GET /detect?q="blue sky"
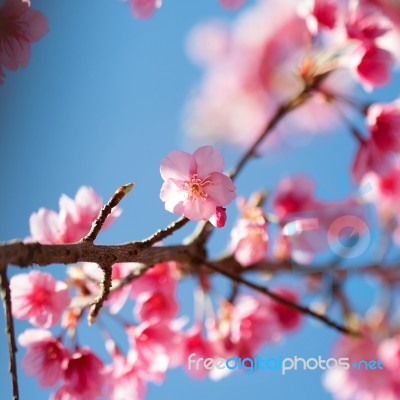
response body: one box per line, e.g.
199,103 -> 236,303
1,0 -> 399,399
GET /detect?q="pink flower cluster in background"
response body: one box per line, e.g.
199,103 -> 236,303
12,265 -> 301,399
28,186 -> 121,244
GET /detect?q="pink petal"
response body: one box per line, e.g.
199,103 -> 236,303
206,172 -> 236,205
193,145 -> 224,177
160,150 -> 196,181
183,197 -> 217,221
160,179 -> 186,214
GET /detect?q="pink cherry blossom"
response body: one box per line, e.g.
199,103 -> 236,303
272,175 -> 319,221
160,145 -> 236,223
230,295 -> 283,349
367,100 -> 400,153
105,354 -> 147,400
183,324 -> 216,378
0,0 -> 48,81
270,288 -> 302,332
19,329 -> 69,388
185,21 -> 230,66
298,0 -> 338,35
345,2 -> 392,42
219,0 -> 245,10
353,44 -> 394,90
10,271 -> 70,328
131,261 -> 177,298
324,331 -> 398,400
134,290 -> 179,322
230,197 -> 268,266
129,0 -> 161,19
127,319 -> 184,382
379,335 -> 400,377
28,186 -> 121,244
351,139 -> 392,182
184,0 -> 350,149
62,348 -> 105,400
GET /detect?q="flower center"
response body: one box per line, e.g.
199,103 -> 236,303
184,174 -> 212,199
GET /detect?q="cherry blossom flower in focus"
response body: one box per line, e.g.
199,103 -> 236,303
0,0 -> 48,82
129,0 -> 162,19
10,271 -> 70,328
28,186 -> 122,244
19,329 -> 69,388
160,145 -> 236,225
230,195 -> 268,267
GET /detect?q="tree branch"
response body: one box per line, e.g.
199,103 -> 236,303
198,258 -> 361,337
0,265 -> 19,400
140,216 -> 189,247
81,183 -> 134,243
0,241 -> 191,271
88,263 -> 112,325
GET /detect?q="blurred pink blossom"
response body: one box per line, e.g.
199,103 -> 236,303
353,44 -> 395,90
219,0 -> 246,10
105,354 -> 147,400
0,0 -> 48,82
62,348 -> 105,400
134,290 -> 179,322
130,0 -> 161,19
10,271 -> 70,328
19,329 -> 69,388
230,196 -> 268,266
352,138 -> 391,182
345,1 -> 392,42
324,332 -> 399,400
183,324 -> 216,378
160,145 -> 236,223
367,99 -> 400,153
29,186 -> 121,244
298,0 -> 338,34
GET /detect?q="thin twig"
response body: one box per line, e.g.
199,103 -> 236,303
229,89 -> 311,180
81,183 -> 134,243
140,216 -> 189,247
110,264 -> 153,293
0,265 -> 19,400
198,258 -> 361,337
88,263 -> 112,325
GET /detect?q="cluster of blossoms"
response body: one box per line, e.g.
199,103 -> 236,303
10,165 -> 306,399
324,328 -> 400,399
183,0 -> 399,149
28,186 -> 121,244
4,0 -> 400,399
10,265 -> 301,399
